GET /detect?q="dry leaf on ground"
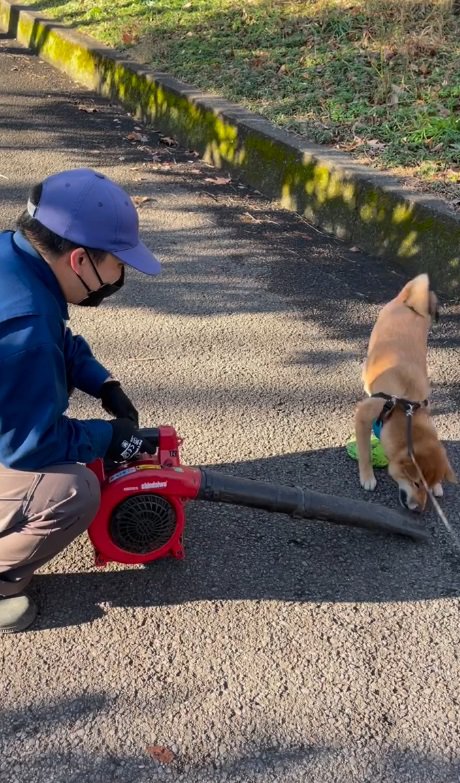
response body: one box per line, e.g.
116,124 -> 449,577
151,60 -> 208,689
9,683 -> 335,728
122,30 -> 139,44
145,745 -> 175,764
366,139 -> 386,150
132,196 -> 155,206
240,212 -> 263,223
126,131 -> 149,142
204,176 -> 232,185
77,104 -> 97,113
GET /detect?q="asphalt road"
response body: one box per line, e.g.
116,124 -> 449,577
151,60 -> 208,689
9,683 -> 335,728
0,31 -> 459,783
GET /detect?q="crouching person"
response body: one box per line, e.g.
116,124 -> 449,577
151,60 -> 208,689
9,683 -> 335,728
0,168 -> 161,632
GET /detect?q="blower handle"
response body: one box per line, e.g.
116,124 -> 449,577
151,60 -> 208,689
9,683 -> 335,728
197,469 -> 427,542
138,427 -> 160,451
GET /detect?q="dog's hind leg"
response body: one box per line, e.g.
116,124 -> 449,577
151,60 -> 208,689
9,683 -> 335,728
355,398 -> 387,491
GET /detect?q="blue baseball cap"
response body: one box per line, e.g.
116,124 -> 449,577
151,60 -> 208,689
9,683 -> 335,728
27,168 -> 161,275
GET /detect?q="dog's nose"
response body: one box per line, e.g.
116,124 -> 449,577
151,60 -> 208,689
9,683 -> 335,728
399,489 -> 409,509
399,489 -> 421,513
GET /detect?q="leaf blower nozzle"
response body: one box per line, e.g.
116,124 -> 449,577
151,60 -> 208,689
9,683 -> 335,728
196,469 -> 427,542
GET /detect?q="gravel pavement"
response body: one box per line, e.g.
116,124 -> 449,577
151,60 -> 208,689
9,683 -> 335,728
0,31 -> 459,783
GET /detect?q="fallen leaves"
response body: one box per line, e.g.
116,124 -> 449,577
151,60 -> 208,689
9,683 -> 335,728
151,161 -> 174,170
145,745 -> 175,764
240,211 -> 279,225
339,133 -> 388,156
250,52 -> 270,69
126,131 -> 149,143
77,104 -> 98,113
366,139 -> 386,150
388,84 -> 406,107
240,211 -> 263,223
121,29 -> 139,45
159,135 -> 178,147
277,63 -> 290,76
204,176 -> 232,185
132,196 -> 155,207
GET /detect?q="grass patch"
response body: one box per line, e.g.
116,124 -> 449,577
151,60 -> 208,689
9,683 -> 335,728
26,0 -> 460,201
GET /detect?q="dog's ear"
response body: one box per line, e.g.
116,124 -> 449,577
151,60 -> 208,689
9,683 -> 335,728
401,274 -> 434,318
429,290 -> 439,323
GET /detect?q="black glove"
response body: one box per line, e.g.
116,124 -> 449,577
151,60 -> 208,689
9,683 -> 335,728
99,380 -> 139,426
106,418 -> 158,463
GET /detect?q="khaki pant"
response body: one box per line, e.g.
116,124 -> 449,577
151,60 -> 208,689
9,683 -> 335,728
0,464 -> 101,597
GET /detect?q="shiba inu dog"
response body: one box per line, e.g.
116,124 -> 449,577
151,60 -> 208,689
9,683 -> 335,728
355,274 -> 456,511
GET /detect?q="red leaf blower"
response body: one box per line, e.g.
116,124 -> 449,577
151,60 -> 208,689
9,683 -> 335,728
87,426 -> 427,567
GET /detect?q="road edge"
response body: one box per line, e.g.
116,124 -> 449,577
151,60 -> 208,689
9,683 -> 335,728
1,0 -> 459,294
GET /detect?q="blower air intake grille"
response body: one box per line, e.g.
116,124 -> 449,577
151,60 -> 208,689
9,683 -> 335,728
109,493 -> 177,554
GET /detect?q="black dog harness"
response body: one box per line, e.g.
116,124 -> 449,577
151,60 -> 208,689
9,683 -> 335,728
371,392 -> 429,456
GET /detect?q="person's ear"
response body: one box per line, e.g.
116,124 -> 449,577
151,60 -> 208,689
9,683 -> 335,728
69,247 -> 86,274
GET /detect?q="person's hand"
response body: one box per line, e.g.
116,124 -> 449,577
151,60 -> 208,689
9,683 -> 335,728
99,379 -> 138,426
106,418 -> 158,462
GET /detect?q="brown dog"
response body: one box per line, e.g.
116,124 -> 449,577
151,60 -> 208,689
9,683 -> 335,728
355,273 -> 456,511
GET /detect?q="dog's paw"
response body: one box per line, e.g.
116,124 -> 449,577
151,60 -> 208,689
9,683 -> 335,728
360,474 -> 377,491
432,483 -> 443,497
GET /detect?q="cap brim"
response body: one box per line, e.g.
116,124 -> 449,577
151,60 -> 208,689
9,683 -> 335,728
114,239 -> 161,275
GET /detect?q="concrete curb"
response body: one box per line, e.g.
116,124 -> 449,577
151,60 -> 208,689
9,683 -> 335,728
1,0 -> 459,295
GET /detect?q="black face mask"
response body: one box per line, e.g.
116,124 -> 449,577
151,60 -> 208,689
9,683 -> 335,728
76,249 -> 125,307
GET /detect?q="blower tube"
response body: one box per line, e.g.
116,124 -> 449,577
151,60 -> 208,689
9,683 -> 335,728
137,429 -> 426,542
196,469 -> 427,542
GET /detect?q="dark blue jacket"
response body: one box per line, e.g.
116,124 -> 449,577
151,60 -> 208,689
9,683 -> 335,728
0,230 -> 112,469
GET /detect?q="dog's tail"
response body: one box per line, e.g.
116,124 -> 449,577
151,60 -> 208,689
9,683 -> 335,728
398,273 -> 439,321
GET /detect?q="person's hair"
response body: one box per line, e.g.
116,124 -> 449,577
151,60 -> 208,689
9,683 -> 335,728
16,183 -> 106,263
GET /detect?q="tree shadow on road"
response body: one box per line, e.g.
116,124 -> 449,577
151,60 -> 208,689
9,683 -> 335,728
1,692 -> 459,783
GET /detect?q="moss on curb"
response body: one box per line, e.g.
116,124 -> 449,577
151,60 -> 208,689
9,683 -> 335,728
1,0 -> 459,295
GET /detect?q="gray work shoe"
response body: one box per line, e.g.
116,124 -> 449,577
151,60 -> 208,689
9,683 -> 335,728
0,593 -> 38,633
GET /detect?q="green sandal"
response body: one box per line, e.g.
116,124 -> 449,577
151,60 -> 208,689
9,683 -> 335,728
346,434 -> 389,468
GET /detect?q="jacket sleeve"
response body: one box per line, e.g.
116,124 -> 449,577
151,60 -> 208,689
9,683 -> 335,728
63,327 -> 111,397
0,342 -> 112,470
